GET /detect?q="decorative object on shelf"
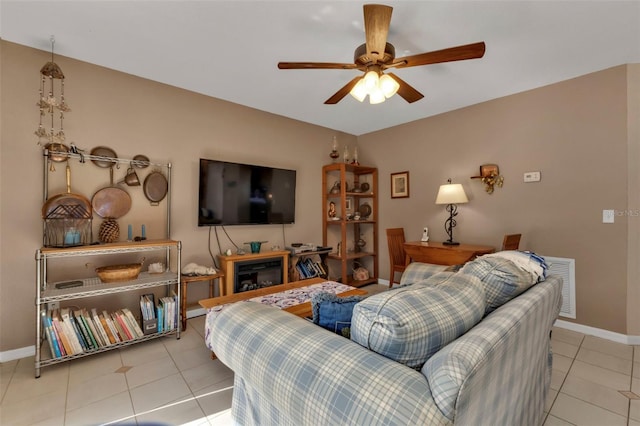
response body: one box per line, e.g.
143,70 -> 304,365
95,258 -> 145,283
119,164 -> 141,186
143,170 -> 169,205
435,179 -> 469,246
390,171 -> 410,198
351,147 -> 360,165
92,165 -> 132,220
353,263 -> 370,280
329,136 -> 339,162
471,164 -> 504,194
360,182 -> 370,193
245,241 -> 268,254
358,202 -> 372,219
36,36 -> 72,171
345,198 -> 353,212
355,234 -> 366,252
328,201 -> 337,218
343,145 -> 350,163
98,218 -> 120,243
329,181 -> 341,194
132,154 -> 150,168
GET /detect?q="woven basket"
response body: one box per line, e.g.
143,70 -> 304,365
96,261 -> 143,283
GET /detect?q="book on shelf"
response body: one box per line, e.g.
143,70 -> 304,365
111,312 -> 131,341
140,294 -> 156,321
81,308 -> 105,348
41,310 -> 62,358
122,308 -> 144,338
98,312 -> 117,344
51,310 -> 74,355
73,309 -> 96,350
59,308 -> 85,354
91,308 -> 111,346
102,311 -> 122,343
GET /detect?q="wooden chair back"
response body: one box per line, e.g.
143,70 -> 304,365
386,228 -> 408,287
502,234 -> 522,251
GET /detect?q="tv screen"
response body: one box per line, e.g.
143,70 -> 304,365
198,158 -> 296,226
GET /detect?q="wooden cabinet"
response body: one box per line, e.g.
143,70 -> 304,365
322,163 -> 378,286
218,250 -> 290,295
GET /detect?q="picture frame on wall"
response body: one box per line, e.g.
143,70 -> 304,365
391,171 -> 410,198
345,197 -> 353,212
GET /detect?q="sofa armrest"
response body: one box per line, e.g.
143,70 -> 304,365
210,301 -> 449,426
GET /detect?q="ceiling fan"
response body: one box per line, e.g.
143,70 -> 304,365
277,4 -> 486,105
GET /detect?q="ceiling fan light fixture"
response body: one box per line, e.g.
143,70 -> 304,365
363,70 -> 379,91
349,78 -> 367,102
379,73 -> 400,98
369,87 -> 385,104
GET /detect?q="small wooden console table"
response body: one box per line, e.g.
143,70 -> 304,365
404,241 -> 495,266
180,272 -> 224,331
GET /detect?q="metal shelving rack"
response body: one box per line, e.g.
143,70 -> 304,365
35,239 -> 181,377
35,150 -> 178,378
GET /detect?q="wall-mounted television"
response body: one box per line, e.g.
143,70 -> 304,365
198,158 -> 296,226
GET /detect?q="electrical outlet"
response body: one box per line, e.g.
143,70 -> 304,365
47,301 -> 60,311
603,209 -> 615,223
524,171 -> 541,182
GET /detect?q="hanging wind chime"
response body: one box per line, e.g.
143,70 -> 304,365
35,36 -> 71,170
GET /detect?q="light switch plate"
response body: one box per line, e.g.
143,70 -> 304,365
603,209 -> 615,223
524,171 -> 541,182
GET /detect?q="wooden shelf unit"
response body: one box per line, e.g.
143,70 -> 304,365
322,163 -> 378,287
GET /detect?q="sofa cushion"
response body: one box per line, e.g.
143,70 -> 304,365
459,255 -> 540,314
399,262 -> 449,286
311,292 -> 366,337
351,272 -> 485,369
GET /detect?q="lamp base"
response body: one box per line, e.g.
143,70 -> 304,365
442,241 -> 460,246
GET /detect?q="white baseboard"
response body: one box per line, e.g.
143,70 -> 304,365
0,345 -> 35,363
554,319 -> 640,345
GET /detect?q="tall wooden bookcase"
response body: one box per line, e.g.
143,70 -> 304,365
322,163 -> 378,286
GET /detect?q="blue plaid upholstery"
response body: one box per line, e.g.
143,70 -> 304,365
423,275 -> 563,424
351,272 -> 485,369
208,274 -> 563,425
210,302 -> 449,426
459,255 -> 539,314
399,262 -> 449,286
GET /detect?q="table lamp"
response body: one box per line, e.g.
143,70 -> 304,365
435,179 -> 469,246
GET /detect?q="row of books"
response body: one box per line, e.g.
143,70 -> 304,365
41,307 -> 145,358
295,257 -> 327,279
139,293 -> 178,334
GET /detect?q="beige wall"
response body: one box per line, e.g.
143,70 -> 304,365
0,41 -> 356,352
1,39 -> 638,354
361,65 -> 637,335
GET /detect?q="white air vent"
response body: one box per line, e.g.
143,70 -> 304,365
544,256 -> 576,318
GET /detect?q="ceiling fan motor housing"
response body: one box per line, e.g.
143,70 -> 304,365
354,42 -> 396,66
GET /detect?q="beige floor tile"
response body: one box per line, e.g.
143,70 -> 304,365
189,315 -> 207,338
551,368 -> 568,391
66,371 -> 129,411
195,381 -> 234,419
631,399 -> 640,422
182,358 -> 234,393
560,374 -> 630,416
119,337 -> 169,367
552,354 -> 573,373
568,360 -> 631,391
129,372 -> 192,414
576,346 -> 633,375
2,361 -> 69,404
634,377 -> 640,393
635,346 -> 639,362
135,395 -> 209,426
581,335 -> 633,360
0,388 -> 66,426
546,388 -> 559,412
634,361 -> 640,379
550,393 -> 627,426
208,408 -> 233,426
164,327 -> 208,355
630,419 -> 640,426
552,327 -> 585,346
552,340 -> 580,359
68,349 -> 123,386
65,390 -> 134,426
171,343 -> 218,372
125,354 -> 179,389
543,414 -> 575,426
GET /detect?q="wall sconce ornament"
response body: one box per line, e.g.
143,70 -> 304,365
471,164 -> 504,194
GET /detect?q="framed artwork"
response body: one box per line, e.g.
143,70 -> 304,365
391,171 -> 410,198
345,198 -> 353,212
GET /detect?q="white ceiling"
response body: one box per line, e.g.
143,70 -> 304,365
2,1 -> 639,136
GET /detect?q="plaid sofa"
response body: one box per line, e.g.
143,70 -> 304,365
209,265 -> 563,425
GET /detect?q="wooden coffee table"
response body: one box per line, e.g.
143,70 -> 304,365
199,277 -> 367,319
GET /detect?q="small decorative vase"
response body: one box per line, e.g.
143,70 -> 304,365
329,136 -> 339,162
343,146 -> 350,163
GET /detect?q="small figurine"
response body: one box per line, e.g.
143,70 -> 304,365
328,201 -> 336,218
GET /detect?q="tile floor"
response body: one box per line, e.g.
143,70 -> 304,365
1,284 -> 638,425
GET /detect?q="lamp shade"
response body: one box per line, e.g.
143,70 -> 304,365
435,183 -> 469,205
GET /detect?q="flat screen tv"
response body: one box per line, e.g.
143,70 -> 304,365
198,158 -> 296,226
